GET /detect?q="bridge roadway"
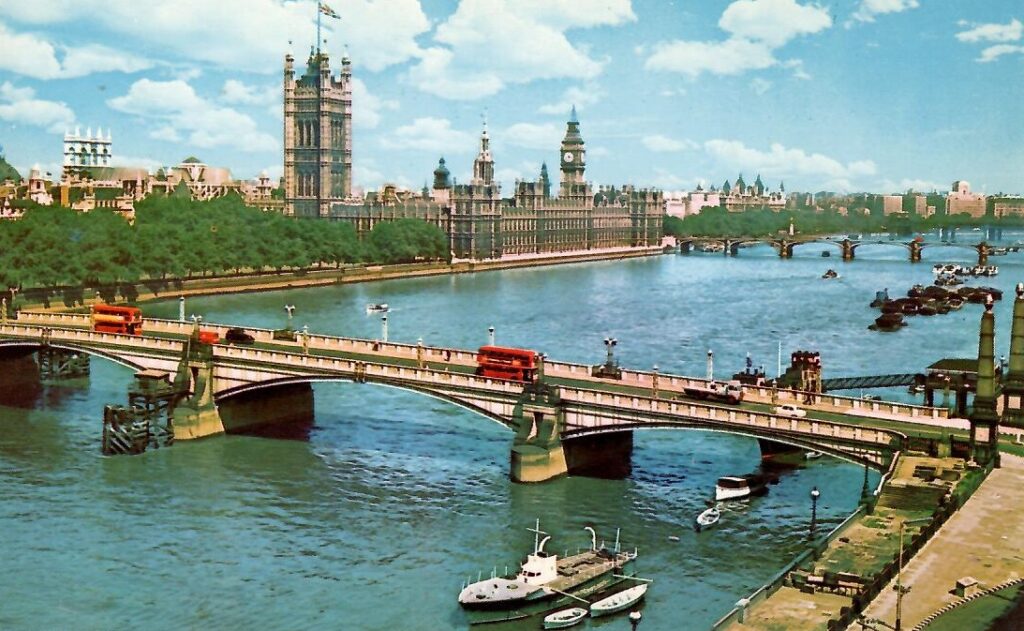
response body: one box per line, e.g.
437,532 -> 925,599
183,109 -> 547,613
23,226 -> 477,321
0,311 -> 962,479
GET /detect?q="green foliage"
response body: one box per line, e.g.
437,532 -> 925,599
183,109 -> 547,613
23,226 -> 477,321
0,155 -> 21,183
367,218 -> 449,264
0,196 -> 446,294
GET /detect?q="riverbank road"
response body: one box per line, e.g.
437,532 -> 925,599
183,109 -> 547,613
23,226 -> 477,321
851,454 -> 1024,631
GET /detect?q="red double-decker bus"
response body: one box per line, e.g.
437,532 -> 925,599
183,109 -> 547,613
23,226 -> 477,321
91,304 -> 143,335
475,345 -> 538,382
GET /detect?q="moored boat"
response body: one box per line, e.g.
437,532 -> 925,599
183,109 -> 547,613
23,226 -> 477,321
715,474 -> 768,501
543,607 -> 588,629
365,303 -> 389,313
695,506 -> 721,532
458,520 -> 638,625
589,583 -> 648,617
869,313 -> 906,331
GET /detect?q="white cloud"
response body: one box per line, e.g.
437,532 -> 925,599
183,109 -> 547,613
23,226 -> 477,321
220,79 -> 279,106
645,0 -> 829,79
648,169 -> 690,190
589,146 -> 611,158
353,162 -> 387,191
850,0 -> 919,25
0,20 -> 151,79
108,79 -> 277,152
642,134 -> 697,152
751,77 -> 772,94
955,18 -> 1023,43
0,0 -> 429,74
150,126 -> 182,142
704,139 -> 876,186
977,44 -> 1024,63
879,178 -> 946,193
351,78 -> 398,129
646,37 -> 777,77
501,122 -> 563,151
379,117 -> 475,153
408,0 -> 635,99
0,81 -> 75,133
538,84 -> 604,115
720,0 -> 832,48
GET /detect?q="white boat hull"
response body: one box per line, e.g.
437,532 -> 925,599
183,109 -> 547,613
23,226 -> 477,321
590,583 -> 648,617
715,486 -> 751,501
543,607 -> 587,629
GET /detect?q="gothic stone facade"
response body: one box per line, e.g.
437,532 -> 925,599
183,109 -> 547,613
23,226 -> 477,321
284,48 -> 352,218
328,111 -> 663,261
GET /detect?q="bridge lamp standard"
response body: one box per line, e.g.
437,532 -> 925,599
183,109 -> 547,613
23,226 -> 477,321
488,326 -> 495,347
652,364 -> 659,398
604,337 -> 618,370
809,486 -> 821,539
707,349 -> 714,381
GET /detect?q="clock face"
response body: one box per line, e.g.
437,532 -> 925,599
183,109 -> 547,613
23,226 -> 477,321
563,151 -> 574,163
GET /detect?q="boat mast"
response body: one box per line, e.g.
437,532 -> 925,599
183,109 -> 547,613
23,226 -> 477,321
527,519 -> 547,554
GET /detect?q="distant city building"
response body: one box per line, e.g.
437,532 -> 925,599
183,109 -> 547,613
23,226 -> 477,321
682,185 -> 722,216
27,165 -> 53,205
714,174 -> 785,212
882,195 -> 903,215
283,46 -> 353,218
63,127 -> 112,180
947,180 -> 987,218
327,108 -> 663,261
990,196 -> 1024,219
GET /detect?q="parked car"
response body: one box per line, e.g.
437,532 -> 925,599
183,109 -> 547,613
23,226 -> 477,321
225,327 -> 256,345
773,403 -> 807,418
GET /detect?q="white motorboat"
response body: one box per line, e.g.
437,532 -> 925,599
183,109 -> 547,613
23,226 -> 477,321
805,451 -> 822,460
543,607 -> 588,629
695,506 -> 720,532
365,303 -> 389,314
589,583 -> 648,617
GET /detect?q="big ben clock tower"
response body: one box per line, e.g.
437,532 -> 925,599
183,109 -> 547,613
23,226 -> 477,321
559,105 -> 586,192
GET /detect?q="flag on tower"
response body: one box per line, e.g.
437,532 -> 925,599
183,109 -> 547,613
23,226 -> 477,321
319,2 -> 340,19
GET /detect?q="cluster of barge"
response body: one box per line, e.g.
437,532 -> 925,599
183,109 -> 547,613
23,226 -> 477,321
869,284 -> 1002,331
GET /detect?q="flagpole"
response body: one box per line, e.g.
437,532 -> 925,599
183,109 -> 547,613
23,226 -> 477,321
316,0 -> 321,54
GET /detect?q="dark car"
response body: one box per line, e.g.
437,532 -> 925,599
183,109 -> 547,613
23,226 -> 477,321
225,327 -> 256,345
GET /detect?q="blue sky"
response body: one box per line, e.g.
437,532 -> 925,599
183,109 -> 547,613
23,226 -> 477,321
0,0 -> 1021,195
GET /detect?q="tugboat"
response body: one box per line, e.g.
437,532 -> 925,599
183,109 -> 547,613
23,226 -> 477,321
869,313 -> 906,331
458,520 -> 638,625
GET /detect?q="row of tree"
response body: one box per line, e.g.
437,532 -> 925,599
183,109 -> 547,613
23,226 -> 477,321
0,194 -> 450,296
664,205 -> 1013,238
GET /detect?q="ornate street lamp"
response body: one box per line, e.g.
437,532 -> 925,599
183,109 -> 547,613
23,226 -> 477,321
809,486 -> 821,538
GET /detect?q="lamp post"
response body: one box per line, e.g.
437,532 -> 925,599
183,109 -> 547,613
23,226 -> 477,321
604,337 -> 618,370
652,364 -> 659,398
707,349 -> 714,381
178,296 -> 186,322
809,486 -> 821,538
284,304 -> 295,329
894,517 -> 931,631
488,325 -> 495,347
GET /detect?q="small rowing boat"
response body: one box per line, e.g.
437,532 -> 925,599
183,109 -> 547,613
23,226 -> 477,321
590,583 -> 648,617
543,607 -> 588,629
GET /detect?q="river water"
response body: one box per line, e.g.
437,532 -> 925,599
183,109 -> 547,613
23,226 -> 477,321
2,233 -> 1022,630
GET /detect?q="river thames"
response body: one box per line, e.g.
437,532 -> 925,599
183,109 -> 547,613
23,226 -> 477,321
2,239 -> 1021,630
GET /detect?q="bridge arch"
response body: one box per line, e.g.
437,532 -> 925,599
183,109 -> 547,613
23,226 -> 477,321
215,375 -> 518,431
0,339 -> 146,372
563,421 -> 900,470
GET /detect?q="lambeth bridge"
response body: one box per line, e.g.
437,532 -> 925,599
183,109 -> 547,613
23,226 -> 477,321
678,235 -> 1005,264
0,311 -> 974,483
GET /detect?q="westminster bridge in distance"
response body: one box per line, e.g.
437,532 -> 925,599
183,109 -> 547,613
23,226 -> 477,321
0,311 -> 973,482
677,235 -> 1009,264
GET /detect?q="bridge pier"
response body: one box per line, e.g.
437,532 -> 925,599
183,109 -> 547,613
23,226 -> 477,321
908,241 -> 923,263
977,242 -> 989,266
778,241 -> 794,259
38,347 -> 90,380
169,339 -> 224,441
841,239 -> 855,261
510,382 -> 568,483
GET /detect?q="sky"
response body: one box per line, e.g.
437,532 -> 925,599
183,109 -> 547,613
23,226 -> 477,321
0,0 -> 1021,196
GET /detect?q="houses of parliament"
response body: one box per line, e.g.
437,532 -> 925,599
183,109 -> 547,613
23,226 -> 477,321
283,48 -> 663,261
